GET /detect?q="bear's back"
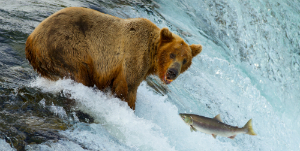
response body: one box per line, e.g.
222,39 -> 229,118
25,7 -> 160,87
25,7 -> 125,83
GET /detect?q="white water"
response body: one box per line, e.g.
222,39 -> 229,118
23,77 -> 238,151
1,0 -> 300,150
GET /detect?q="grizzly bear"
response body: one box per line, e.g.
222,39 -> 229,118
25,7 -> 202,110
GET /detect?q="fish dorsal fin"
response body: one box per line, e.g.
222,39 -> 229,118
212,134 -> 217,139
213,114 -> 223,122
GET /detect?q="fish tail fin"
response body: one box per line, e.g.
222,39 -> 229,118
243,119 -> 257,136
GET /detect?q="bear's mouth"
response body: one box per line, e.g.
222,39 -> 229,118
164,75 -> 173,84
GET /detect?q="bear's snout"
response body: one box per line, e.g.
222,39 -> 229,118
164,62 -> 182,84
167,68 -> 178,80
164,63 -> 181,84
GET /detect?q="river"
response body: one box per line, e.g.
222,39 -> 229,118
0,0 -> 299,150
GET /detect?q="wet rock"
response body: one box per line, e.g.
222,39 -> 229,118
0,112 -> 69,150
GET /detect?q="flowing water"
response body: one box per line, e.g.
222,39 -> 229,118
0,0 -> 300,150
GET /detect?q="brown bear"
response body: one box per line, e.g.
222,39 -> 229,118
25,7 -> 202,110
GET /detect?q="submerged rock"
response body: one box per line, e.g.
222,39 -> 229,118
0,113 -> 68,150
0,86 -> 94,150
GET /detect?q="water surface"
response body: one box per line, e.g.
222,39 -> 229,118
0,0 -> 299,150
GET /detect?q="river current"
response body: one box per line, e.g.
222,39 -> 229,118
0,0 -> 299,150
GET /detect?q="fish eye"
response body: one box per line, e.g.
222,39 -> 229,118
170,53 -> 176,59
183,59 -> 187,64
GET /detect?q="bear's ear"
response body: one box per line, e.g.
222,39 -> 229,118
190,44 -> 202,57
160,28 -> 174,42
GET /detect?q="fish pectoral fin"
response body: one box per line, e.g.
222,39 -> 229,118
190,125 -> 197,132
228,135 -> 236,139
213,114 -> 223,122
212,134 -> 217,139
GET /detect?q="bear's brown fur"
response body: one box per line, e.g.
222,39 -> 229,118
25,7 -> 202,110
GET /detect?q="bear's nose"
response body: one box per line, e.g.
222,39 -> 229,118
167,68 -> 178,80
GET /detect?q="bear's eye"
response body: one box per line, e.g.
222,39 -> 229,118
170,53 -> 176,59
183,59 -> 187,64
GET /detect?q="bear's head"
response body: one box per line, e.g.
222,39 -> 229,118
156,28 -> 202,84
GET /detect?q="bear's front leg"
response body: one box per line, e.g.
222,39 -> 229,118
112,72 -> 128,101
126,87 -> 138,110
112,71 -> 138,110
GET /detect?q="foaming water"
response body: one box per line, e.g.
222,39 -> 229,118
29,78 -> 173,150
27,77 -> 239,150
0,139 -> 16,151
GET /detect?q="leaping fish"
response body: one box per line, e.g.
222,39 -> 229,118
179,113 -> 256,139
